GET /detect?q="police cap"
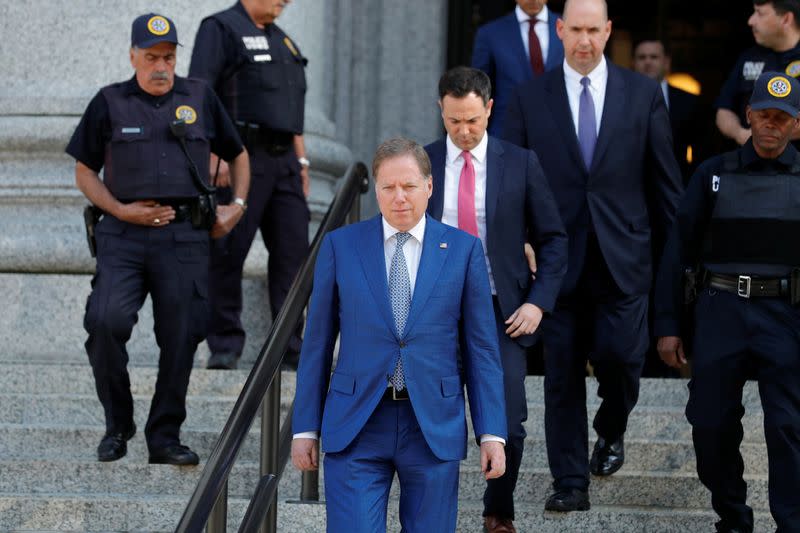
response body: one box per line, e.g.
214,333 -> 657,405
131,13 -> 180,49
750,71 -> 800,117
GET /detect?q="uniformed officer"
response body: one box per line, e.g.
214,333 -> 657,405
716,0 -> 800,146
189,0 -> 310,370
66,13 -> 250,464
656,71 -> 800,532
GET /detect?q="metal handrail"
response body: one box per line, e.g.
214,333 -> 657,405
237,475 -> 278,533
175,162 -> 370,533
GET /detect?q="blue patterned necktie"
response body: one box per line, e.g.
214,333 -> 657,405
388,232 -> 411,391
578,76 -> 597,169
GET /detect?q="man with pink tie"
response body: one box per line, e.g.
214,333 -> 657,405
425,67 -> 568,532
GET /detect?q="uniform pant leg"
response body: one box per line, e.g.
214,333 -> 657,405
323,399 -> 396,533
207,147 -> 276,356
591,293 -> 649,442
260,151 -> 309,355
542,301 -> 590,491
751,300 -> 800,531
483,298 -> 528,519
145,222 -> 210,449
687,289 -> 753,531
84,219 -> 148,434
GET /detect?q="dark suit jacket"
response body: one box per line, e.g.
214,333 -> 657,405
425,136 -> 568,347
472,10 -> 564,137
503,61 -> 683,296
668,84 -> 702,184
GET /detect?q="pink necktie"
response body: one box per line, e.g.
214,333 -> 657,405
458,151 -> 479,237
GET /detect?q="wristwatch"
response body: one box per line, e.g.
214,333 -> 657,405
298,156 -> 311,168
233,197 -> 247,212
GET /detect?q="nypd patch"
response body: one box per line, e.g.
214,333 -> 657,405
147,16 -> 170,36
175,105 -> 197,124
786,60 -> 800,78
767,76 -> 792,98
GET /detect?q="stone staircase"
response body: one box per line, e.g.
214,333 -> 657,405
0,359 -> 775,531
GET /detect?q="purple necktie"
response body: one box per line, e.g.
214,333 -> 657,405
578,76 -> 597,169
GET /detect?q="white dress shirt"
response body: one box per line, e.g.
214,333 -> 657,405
563,56 -> 608,137
516,5 -> 550,66
381,216 -> 425,294
294,214 -> 504,445
660,79 -> 670,110
441,133 -> 495,294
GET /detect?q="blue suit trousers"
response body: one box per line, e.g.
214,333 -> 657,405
323,396 -> 460,533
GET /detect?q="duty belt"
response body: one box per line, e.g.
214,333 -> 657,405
707,273 -> 790,299
235,121 -> 293,155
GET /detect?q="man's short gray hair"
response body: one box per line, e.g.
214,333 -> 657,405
371,137 -> 432,180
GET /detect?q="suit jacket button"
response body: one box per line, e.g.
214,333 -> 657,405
399,341 -> 406,348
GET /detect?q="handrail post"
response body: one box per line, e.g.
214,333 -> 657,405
300,470 -> 320,501
206,481 -> 228,533
260,371 -> 281,533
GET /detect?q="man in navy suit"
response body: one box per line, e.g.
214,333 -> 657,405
472,0 -> 565,137
425,67 -> 568,532
504,0 -> 683,512
291,138 -> 508,532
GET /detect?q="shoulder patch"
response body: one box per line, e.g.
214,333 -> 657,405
175,105 -> 198,124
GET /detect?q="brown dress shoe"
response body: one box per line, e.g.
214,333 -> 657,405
483,515 -> 516,533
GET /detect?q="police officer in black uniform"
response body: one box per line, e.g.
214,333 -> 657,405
655,71 -> 800,532
189,0 -> 310,370
716,0 -> 800,146
66,13 -> 250,464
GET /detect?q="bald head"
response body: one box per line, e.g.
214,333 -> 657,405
563,0 -> 608,21
557,0 -> 612,75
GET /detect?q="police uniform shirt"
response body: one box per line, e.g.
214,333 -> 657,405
188,1 -> 306,134
66,76 -> 243,174
715,43 -> 800,126
653,139 -> 798,337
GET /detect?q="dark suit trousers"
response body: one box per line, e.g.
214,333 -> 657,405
542,235 -> 649,490
207,146 -> 309,358
483,297 -> 529,519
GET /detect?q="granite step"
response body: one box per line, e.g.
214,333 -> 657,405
0,421 -> 768,478
283,467 -> 774,513
0,494 -> 776,532
0,397 -> 768,446
0,493 -> 249,532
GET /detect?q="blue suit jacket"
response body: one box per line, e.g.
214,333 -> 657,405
292,215 -> 507,461
425,136 -> 568,347
472,10 -> 564,137
503,61 -> 683,296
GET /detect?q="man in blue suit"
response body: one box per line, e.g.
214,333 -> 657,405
425,67 -> 568,532
504,0 -> 683,512
472,0 -> 564,137
291,137 -> 508,532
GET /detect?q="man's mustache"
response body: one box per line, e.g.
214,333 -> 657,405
151,71 -> 170,81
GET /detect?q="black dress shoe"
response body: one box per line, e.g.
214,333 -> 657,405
149,444 -> 200,465
207,352 -> 239,370
544,488 -> 590,512
97,424 -> 136,462
589,435 -> 625,476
